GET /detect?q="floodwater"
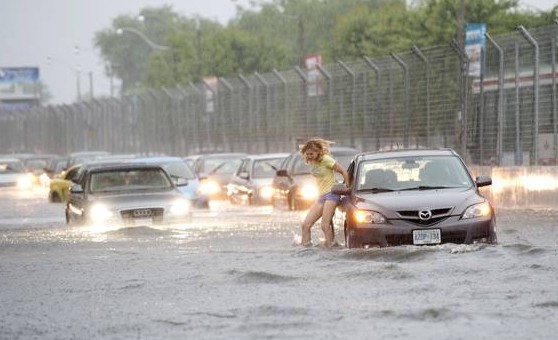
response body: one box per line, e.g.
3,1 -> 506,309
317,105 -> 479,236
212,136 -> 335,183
1,188 -> 557,339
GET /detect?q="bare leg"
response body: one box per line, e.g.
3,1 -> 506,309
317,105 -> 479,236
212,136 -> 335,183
321,200 -> 338,247
300,201 -> 324,245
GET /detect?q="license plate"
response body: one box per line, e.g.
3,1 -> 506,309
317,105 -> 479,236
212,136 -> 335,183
134,218 -> 153,226
412,229 -> 441,245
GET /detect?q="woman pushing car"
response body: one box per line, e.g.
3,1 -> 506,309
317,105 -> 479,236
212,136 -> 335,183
298,138 -> 350,248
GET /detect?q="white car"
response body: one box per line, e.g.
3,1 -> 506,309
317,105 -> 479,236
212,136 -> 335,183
0,158 -> 34,190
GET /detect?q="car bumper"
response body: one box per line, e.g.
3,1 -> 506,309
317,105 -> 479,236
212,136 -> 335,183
346,215 -> 496,247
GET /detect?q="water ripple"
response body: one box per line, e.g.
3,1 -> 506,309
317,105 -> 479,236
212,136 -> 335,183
228,269 -> 299,283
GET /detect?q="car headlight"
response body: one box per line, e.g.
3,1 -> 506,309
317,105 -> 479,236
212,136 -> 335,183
299,183 -> 319,201
170,199 -> 190,216
90,203 -> 113,222
17,174 -> 33,189
259,186 -> 274,199
354,210 -> 386,224
199,180 -> 221,195
462,202 -> 492,219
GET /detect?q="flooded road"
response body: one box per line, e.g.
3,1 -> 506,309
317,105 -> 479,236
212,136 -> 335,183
1,189 -> 557,339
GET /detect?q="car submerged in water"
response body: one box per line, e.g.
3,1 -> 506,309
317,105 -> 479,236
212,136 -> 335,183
65,163 -> 191,227
332,148 -> 497,248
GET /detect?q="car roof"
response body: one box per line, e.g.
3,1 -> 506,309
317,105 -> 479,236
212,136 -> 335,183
68,151 -> 110,157
356,148 -> 458,161
191,152 -> 247,159
242,153 -> 291,160
132,156 -> 184,163
0,157 -> 23,163
85,163 -> 165,173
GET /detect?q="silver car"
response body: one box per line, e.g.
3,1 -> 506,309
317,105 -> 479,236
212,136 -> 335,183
65,163 -> 191,227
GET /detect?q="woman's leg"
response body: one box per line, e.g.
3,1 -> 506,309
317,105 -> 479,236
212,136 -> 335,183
321,200 -> 338,247
300,201 -> 324,245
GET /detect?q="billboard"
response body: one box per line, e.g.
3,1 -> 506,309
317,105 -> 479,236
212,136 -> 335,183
0,67 -> 40,100
305,54 -> 322,96
464,24 -> 486,77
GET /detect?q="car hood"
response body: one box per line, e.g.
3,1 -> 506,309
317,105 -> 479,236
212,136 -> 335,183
353,187 -> 485,216
88,190 -> 185,209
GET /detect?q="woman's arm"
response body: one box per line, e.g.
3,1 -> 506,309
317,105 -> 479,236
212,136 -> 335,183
332,162 -> 350,185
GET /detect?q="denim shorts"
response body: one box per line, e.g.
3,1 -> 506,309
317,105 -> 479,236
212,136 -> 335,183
318,192 -> 342,204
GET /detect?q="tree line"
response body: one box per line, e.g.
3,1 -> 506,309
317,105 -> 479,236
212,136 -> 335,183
93,0 -> 557,96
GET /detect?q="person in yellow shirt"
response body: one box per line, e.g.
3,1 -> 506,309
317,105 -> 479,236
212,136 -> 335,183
299,138 -> 350,247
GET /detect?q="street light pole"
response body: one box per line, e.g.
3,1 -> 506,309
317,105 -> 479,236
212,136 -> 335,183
116,27 -> 170,51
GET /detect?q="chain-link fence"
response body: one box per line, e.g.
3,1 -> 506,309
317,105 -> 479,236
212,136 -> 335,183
1,24 -> 557,166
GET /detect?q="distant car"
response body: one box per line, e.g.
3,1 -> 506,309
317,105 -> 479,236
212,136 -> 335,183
65,163 -> 191,227
65,151 -> 110,170
132,156 -> 209,209
22,154 -> 58,187
190,153 -> 247,200
0,158 -> 34,190
227,153 -> 289,205
332,148 -> 497,248
272,147 -> 360,210
44,156 -> 68,179
49,157 -> 137,203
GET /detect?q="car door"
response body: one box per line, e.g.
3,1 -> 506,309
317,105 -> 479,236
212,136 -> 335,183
230,158 -> 251,199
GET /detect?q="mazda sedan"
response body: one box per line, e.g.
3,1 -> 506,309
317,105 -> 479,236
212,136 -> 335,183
65,163 -> 191,227
332,148 -> 497,248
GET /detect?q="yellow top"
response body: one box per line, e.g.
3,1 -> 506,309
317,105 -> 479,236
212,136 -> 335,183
311,154 -> 336,196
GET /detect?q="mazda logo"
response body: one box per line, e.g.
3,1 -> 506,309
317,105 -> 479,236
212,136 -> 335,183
133,209 -> 152,217
418,210 -> 432,221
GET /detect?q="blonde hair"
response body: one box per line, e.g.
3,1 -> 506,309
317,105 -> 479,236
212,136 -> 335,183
299,138 -> 335,163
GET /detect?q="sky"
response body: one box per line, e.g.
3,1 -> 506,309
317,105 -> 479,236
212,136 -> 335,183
0,0 -> 556,105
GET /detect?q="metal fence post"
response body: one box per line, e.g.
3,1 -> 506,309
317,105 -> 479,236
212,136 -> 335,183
255,72 -> 270,152
485,33 -> 505,166
273,69 -> 289,149
218,78 -> 235,151
363,57 -> 381,150
411,45 -> 431,147
450,39 -> 469,159
338,60 -> 356,147
239,74 -> 253,152
391,52 -> 410,148
314,64 -> 332,138
294,66 -> 309,137
517,25 -> 540,165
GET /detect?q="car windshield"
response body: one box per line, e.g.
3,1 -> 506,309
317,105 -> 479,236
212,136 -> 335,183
0,161 -> 25,174
253,158 -> 284,178
89,168 -> 172,193
356,155 -> 473,192
202,158 -> 242,175
161,161 -> 197,180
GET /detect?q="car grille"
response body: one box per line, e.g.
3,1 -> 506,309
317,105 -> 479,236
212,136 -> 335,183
396,208 -> 452,226
120,208 -> 164,224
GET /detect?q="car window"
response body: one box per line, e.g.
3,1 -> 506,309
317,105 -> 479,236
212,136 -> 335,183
202,158 -> 242,175
89,169 -> 172,193
252,158 -> 283,178
357,155 -> 473,191
161,161 -> 197,179
292,155 -> 312,174
0,160 -> 25,173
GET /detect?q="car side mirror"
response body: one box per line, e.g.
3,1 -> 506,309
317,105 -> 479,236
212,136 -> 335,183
175,177 -> 189,186
70,184 -> 84,194
276,169 -> 288,177
476,175 -> 492,187
331,183 -> 351,195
